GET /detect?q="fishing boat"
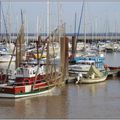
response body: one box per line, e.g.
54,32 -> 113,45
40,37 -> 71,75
0,45 -> 15,63
69,60 -> 95,76
108,66 -> 120,70
0,39 -> 62,99
69,53 -> 104,64
105,43 -> 118,53
0,54 -> 15,63
0,66 -> 61,98
76,65 -> 108,84
0,13 -> 64,98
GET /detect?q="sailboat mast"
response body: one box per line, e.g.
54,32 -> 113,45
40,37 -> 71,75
115,21 -> 117,42
16,10 -> 25,69
47,0 -> 50,36
72,1 -> 84,56
91,21 -> 93,44
36,16 -> 39,41
74,12 -> 77,37
24,14 -> 28,46
8,0 -> 11,44
0,1 -> 1,41
57,0 -> 60,44
46,0 -> 50,75
36,16 -> 39,64
84,2 -> 86,52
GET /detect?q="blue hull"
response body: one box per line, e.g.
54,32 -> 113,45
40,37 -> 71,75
69,56 -> 104,63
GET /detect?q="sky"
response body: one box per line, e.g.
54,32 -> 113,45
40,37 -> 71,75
1,1 -> 120,34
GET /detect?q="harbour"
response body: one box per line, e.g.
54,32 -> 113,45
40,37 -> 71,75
0,1 -> 120,119
0,52 -> 119,118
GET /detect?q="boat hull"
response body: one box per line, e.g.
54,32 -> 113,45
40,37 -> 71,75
80,75 -> 107,84
0,56 -> 15,63
108,66 -> 120,70
0,86 -> 56,98
69,56 -> 104,64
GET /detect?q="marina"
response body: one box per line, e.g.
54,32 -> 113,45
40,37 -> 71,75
0,1 -> 120,119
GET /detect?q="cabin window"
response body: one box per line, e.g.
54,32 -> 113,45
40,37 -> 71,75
17,68 -> 23,75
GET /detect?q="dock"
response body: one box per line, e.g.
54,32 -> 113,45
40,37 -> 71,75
65,76 -> 77,84
108,69 -> 120,77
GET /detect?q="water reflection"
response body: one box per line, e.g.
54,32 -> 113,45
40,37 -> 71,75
66,80 -> 120,119
0,53 -> 120,118
0,87 -> 69,119
74,81 -> 107,98
87,82 -> 107,96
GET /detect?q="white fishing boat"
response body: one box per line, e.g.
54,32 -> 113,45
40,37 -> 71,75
0,54 -> 15,63
105,43 -> 118,52
0,45 -> 15,63
69,60 -> 95,76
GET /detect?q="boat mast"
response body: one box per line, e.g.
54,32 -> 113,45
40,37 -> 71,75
71,12 -> 77,59
83,1 -> 86,52
115,21 -> 117,43
46,0 -> 50,75
0,1 -> 1,41
91,21 -> 93,44
1,5 -> 10,44
16,10 -> 25,69
73,1 -> 84,57
36,16 -> 39,64
24,14 -> 28,46
47,0 -> 50,36
57,0 -> 60,43
8,0 -> 11,44
57,0 -> 62,43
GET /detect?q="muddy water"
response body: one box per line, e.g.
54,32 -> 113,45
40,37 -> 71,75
0,53 -> 120,118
